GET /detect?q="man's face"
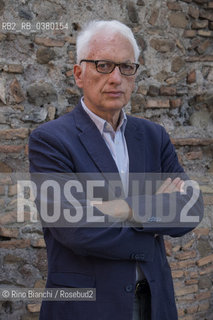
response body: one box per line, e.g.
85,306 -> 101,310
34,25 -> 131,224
74,33 -> 136,116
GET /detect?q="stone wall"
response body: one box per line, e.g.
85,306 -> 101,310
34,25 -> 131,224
0,0 -> 213,319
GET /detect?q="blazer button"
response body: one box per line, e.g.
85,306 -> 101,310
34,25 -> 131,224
135,254 -> 145,260
125,285 -> 133,293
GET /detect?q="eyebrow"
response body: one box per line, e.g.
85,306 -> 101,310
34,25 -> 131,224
96,59 -> 134,63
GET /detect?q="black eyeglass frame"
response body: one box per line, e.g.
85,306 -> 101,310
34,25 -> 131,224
80,59 -> 139,76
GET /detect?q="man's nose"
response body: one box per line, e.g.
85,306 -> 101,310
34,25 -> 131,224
108,66 -> 122,83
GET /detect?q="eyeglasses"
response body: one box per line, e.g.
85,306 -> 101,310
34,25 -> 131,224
80,59 -> 139,76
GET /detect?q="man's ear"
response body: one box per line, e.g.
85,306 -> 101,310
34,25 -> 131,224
73,64 -> 83,88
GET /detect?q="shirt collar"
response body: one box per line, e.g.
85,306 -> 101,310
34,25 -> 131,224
81,97 -> 127,135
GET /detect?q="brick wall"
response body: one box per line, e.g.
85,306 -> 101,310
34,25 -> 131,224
0,0 -> 213,319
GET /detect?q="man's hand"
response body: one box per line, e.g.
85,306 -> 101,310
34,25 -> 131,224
91,199 -> 132,220
91,177 -> 184,221
156,177 -> 184,194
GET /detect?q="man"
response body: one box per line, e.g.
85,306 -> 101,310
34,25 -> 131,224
29,20 -> 203,320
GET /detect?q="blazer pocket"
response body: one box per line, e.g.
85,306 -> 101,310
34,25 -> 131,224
50,272 -> 95,288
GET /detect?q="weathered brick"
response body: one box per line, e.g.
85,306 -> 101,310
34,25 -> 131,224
0,175 -> 12,185
0,33 -> 7,41
0,128 -> 29,140
166,71 -> 187,85
10,78 -> 25,103
184,270 -> 198,279
193,228 -> 210,237
183,30 -> 197,38
127,1 -> 139,23
0,145 -> 24,153
8,184 -> 17,196
35,37 -> 65,47
182,239 -> 194,251
187,70 -> 196,84
150,38 -> 175,52
172,270 -> 184,278
198,301 -> 210,312
68,50 -> 75,63
176,295 -> 195,304
170,98 -> 182,108
171,138 -> 213,146
199,264 -> 213,275
194,0 -> 208,2
47,106 -> 56,121
137,0 -> 145,5
185,304 -> 198,314
0,226 -> 19,238
195,291 -> 211,300
178,316 -> 193,320
0,185 -> 4,195
65,70 -> 72,77
177,309 -> 185,317
147,85 -> 159,97
146,99 -> 170,108
175,250 -> 196,260
0,239 -> 30,249
160,86 -> 176,96
185,151 -> 203,160
188,5 -> 199,19
208,2 -> 213,8
172,245 -> 181,252
165,239 -> 172,256
34,279 -> 46,288
27,303 -> 41,313
199,276 -> 212,289
31,238 -> 46,248
185,279 -> 198,285
197,40 -> 212,54
36,47 -> 55,64
4,254 -> 24,264
4,64 -> 24,74
168,12 -> 188,28
197,30 -> 213,37
25,144 -> 29,156
170,259 -> 195,270
197,254 -> 213,267
203,195 -> 213,205
175,284 -> 198,296
0,211 -> 17,225
137,85 -> 148,96
171,57 -> 185,72
200,185 -> 213,193
191,20 -> 209,29
199,9 -> 213,21
185,55 -> 213,62
131,94 -> 146,113
64,35 -> 76,45
148,9 -> 159,25
167,2 -> 182,10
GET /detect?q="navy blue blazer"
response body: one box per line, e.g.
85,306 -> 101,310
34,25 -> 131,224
29,102 -> 203,320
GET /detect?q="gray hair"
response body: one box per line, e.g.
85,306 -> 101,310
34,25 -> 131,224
76,20 -> 140,64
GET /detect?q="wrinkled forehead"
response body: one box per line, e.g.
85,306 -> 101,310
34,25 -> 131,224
87,31 -> 135,60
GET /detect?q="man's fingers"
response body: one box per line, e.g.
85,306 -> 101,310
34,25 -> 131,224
165,177 -> 181,193
156,177 -> 184,194
156,178 -> 172,194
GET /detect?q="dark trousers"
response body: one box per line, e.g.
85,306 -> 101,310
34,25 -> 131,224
132,281 -> 151,320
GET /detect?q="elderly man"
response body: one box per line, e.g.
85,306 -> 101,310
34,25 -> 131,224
29,20 -> 203,320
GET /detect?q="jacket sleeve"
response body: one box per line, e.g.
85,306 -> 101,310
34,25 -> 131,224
126,126 -> 204,237
29,128 -> 156,262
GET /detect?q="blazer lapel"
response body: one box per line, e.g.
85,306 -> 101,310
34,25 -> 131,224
125,116 -> 146,197
73,103 -> 119,173
125,116 -> 145,173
